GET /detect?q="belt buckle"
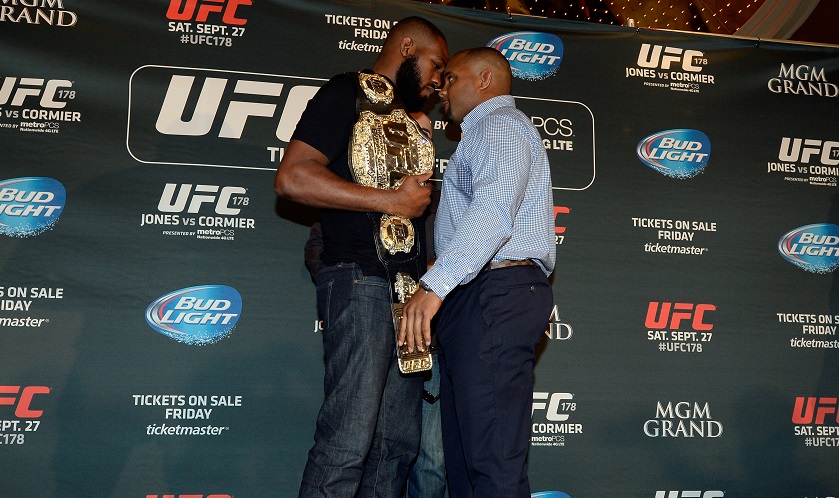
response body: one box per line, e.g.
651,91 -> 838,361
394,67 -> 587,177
392,272 -> 433,374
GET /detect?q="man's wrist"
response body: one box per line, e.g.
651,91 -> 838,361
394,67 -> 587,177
419,279 -> 434,295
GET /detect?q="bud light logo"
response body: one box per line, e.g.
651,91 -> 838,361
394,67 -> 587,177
636,129 -> 711,179
0,177 -> 66,238
532,492 -> 572,498
778,223 -> 839,274
487,32 -> 563,81
145,285 -> 242,345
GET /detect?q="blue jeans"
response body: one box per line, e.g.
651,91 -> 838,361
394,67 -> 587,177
299,263 -> 423,498
406,357 -> 448,498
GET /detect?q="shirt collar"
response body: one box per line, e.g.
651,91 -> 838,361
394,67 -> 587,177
461,95 -> 515,133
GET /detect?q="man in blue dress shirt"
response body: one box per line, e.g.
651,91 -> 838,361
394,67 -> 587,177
399,47 -> 556,498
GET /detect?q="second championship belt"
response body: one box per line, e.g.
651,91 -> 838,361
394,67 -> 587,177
349,72 -> 434,374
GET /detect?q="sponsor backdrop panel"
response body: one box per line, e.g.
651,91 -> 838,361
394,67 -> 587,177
1,0 -> 838,496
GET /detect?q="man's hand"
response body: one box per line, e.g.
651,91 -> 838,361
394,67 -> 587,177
398,287 -> 442,353
390,171 -> 434,218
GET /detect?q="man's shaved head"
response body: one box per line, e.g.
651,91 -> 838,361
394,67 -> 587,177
382,16 -> 447,53
457,47 -> 512,94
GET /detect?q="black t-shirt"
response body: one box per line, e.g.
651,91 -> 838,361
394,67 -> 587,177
292,72 -> 426,279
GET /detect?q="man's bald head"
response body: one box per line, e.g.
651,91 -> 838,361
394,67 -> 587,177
438,47 -> 512,123
382,16 -> 446,53
457,47 -> 512,94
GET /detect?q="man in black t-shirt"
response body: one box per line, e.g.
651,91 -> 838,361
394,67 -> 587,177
274,16 -> 448,498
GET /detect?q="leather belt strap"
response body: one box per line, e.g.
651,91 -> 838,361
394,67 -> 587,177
484,259 -> 535,271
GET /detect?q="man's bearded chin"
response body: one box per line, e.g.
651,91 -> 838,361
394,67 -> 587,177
396,56 -> 425,113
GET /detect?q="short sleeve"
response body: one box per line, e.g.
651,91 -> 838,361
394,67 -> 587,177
290,73 -> 357,162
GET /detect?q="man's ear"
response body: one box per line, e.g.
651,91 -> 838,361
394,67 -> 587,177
478,68 -> 493,90
400,36 -> 414,58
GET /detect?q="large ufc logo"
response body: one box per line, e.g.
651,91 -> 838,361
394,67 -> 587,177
0,77 -> 72,109
792,396 -> 839,425
637,44 -> 705,72
157,184 -> 246,215
645,302 -> 715,331
166,0 -> 251,25
0,386 -> 50,418
778,137 -> 839,165
154,74 -> 319,141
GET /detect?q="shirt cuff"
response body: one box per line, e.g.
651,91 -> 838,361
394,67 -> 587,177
420,265 -> 463,301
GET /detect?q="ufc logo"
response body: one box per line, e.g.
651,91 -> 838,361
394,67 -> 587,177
382,121 -> 420,172
0,77 -> 72,108
146,495 -> 232,498
166,0 -> 251,25
553,206 -> 569,234
655,493 -> 724,498
645,302 -> 715,331
157,184 -> 246,215
779,137 -> 839,165
0,386 -> 50,418
154,74 -> 319,141
532,392 -> 572,421
792,396 -> 839,425
637,44 -> 704,72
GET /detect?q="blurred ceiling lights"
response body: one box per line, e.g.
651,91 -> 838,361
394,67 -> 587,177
414,0 -> 821,40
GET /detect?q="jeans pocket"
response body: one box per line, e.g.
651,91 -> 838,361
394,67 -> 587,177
315,278 -> 333,330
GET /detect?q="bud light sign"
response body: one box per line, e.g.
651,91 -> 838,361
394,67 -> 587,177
0,177 -> 66,238
487,32 -> 563,81
531,492 -> 572,498
778,223 -> 839,273
145,285 -> 242,345
636,129 -> 711,179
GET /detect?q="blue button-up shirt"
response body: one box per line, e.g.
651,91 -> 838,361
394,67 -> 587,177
421,95 -> 556,300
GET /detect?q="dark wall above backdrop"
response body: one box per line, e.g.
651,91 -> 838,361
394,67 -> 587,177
414,0 -> 839,45
1,0 -> 838,497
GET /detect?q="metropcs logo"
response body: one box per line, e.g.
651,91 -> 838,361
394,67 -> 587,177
0,0 -> 77,27
778,224 -> 839,274
637,129 -> 711,179
145,285 -> 242,345
127,66 -> 323,169
487,32 -> 563,81
0,177 -> 66,238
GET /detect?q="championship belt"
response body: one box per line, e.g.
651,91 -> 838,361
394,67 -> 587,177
349,72 -> 434,373
392,273 -> 433,374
